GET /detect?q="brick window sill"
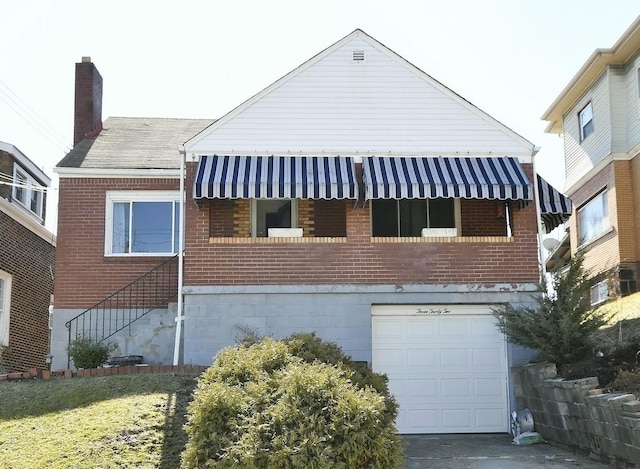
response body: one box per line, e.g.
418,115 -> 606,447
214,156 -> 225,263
209,237 -> 347,244
370,236 -> 514,243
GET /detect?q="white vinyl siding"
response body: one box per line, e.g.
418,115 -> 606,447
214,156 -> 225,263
564,71 -> 612,188
609,66 -> 627,153
625,51 -> 640,150
189,35 -> 534,157
0,271 -> 11,347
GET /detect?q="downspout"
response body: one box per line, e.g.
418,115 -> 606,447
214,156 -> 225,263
531,145 -> 547,280
173,145 -> 186,366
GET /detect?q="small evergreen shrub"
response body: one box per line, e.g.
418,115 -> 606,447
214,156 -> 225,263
492,254 -> 609,366
182,336 -> 403,469
66,337 -> 115,369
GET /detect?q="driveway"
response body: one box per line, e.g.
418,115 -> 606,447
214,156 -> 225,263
403,434 -> 613,468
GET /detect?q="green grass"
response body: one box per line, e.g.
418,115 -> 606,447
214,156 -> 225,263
0,373 -> 199,469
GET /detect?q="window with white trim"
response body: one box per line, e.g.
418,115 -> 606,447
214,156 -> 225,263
578,102 -> 594,142
371,198 -> 460,237
578,190 -> 609,245
251,199 -> 298,237
590,280 -> 609,306
12,166 -> 44,219
105,192 -> 180,256
0,271 -> 11,347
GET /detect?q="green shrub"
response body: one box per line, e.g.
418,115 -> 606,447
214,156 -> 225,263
492,254 -> 609,366
181,337 -> 403,469
66,337 -> 115,369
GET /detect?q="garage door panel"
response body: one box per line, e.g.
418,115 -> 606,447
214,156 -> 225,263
372,348 -> 404,367
407,348 -> 437,367
408,378 -> 437,398
441,378 -> 470,397
474,378 -> 506,398
406,319 -> 437,338
439,348 -> 470,367
472,348 -> 505,367
438,318 -> 469,337
372,306 -> 509,434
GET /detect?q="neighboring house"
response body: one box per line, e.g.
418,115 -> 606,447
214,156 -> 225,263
543,16 -> 640,305
0,141 -> 56,372
52,31 -> 570,434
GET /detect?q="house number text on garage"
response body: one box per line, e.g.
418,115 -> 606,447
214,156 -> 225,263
416,308 -> 451,315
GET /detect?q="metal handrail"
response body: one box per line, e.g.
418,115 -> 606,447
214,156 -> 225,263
65,255 -> 179,367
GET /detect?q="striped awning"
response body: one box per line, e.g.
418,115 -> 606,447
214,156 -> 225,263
362,156 -> 533,201
193,155 -> 358,199
538,174 -> 572,233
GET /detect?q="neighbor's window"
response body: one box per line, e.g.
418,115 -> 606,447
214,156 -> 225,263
12,167 -> 44,219
578,102 -> 594,142
105,192 -> 180,256
371,198 -> 458,237
578,191 -> 609,245
0,271 -> 11,347
251,199 -> 298,237
590,280 -> 608,306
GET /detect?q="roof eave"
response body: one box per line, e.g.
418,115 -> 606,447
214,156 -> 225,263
542,16 -> 640,132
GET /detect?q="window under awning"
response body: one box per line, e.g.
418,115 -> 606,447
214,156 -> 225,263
193,155 -> 358,200
537,174 -> 572,233
362,156 -> 533,201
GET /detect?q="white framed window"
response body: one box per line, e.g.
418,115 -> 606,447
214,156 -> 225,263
250,199 -> 298,237
12,166 -> 44,219
105,191 -> 180,256
578,102 -> 594,142
578,190 -> 609,245
371,198 -> 461,237
0,271 -> 12,347
590,280 -> 609,306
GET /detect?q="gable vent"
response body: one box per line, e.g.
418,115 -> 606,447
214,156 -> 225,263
352,50 -> 365,61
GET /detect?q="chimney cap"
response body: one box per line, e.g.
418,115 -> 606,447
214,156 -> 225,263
81,56 -> 92,63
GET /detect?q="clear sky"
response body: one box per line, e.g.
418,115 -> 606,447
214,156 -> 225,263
1,0 -> 639,232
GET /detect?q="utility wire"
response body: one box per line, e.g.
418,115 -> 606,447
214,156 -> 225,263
0,79 -> 71,154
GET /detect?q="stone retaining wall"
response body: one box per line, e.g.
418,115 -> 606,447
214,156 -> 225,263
513,363 -> 640,468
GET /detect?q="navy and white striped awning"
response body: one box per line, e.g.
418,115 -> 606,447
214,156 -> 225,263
362,156 -> 533,201
193,155 -> 358,200
538,174 -> 572,233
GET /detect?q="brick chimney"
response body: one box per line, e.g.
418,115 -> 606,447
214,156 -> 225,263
73,56 -> 103,146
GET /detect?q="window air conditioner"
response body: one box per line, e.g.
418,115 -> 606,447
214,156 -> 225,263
421,228 -> 457,237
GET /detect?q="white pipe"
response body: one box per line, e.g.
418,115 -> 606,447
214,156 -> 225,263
531,148 -> 546,280
173,146 -> 186,366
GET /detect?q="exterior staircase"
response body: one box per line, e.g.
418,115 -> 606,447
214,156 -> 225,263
65,255 -> 179,367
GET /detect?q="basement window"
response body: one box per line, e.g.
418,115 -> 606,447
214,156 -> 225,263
105,191 -> 180,256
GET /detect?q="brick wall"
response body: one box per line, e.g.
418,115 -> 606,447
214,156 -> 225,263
184,162 -> 540,286
74,59 -> 103,146
0,211 -> 55,372
514,363 -> 640,467
54,178 -> 179,308
569,162 -> 620,274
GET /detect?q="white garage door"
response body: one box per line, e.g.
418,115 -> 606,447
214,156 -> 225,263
372,304 -> 509,434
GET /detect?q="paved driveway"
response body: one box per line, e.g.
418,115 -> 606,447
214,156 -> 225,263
403,434 -> 613,468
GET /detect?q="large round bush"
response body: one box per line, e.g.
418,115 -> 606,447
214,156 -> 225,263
181,336 -> 403,468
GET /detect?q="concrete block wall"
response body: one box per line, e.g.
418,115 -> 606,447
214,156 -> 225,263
513,363 -> 640,468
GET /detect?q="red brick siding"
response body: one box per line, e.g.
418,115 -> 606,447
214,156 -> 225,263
460,199 -> 508,237
568,162 -> 619,272
184,163 -> 539,285
0,211 -> 55,372
314,200 -> 348,237
209,199 -> 235,237
54,178 -> 179,308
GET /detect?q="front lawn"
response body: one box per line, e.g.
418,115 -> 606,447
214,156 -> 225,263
0,374 -> 198,469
